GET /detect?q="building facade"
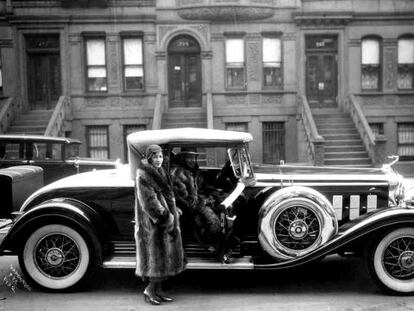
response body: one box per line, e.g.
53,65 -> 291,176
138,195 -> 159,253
0,0 -> 413,174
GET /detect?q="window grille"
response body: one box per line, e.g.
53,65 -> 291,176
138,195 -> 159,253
87,126 -> 109,159
398,123 -> 414,161
123,124 -> 146,161
263,122 -> 285,164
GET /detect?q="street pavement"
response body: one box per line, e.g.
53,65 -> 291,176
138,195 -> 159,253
1,255 -> 414,311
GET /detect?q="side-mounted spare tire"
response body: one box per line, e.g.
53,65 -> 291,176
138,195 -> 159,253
19,223 -> 100,292
258,186 -> 338,261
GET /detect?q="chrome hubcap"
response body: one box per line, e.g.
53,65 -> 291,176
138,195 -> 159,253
46,248 -> 64,266
399,251 -> 414,270
289,220 -> 308,240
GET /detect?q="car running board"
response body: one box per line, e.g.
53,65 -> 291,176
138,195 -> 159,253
102,256 -> 254,270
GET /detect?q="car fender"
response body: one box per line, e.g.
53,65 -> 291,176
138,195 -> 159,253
254,206 -> 414,269
0,198 -> 106,259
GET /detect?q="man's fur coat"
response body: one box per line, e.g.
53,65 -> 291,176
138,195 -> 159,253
135,164 -> 186,279
170,161 -> 221,246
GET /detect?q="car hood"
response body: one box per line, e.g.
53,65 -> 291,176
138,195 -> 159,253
254,165 -> 390,185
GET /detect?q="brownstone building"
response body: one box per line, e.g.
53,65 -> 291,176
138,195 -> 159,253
0,0 -> 413,174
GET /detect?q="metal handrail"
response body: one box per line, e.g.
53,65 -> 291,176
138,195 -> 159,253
299,95 -> 325,165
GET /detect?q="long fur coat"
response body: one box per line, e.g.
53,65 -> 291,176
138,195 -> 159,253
135,164 -> 186,279
170,162 -> 221,246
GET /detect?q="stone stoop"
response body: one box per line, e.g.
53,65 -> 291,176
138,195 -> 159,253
313,110 -> 372,167
7,109 -> 53,135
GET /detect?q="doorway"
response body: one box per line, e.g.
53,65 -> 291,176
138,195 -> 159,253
167,35 -> 202,108
26,34 -> 61,110
305,35 -> 338,108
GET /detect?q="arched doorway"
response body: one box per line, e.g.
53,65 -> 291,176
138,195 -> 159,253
167,35 -> 202,108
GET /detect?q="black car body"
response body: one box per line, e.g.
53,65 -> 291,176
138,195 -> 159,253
0,135 -> 119,185
0,128 -> 413,294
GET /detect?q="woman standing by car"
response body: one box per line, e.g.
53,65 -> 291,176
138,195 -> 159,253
135,144 -> 186,305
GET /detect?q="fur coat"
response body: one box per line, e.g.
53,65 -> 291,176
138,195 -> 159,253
170,162 -> 221,246
134,164 -> 186,279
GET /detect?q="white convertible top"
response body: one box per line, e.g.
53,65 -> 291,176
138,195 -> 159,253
127,128 -> 253,179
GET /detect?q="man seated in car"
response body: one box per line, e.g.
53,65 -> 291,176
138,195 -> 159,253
170,147 -> 234,262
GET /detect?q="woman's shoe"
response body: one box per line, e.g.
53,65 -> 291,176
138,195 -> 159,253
156,294 -> 174,302
143,290 -> 161,305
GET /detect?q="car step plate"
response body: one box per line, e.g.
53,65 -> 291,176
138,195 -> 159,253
103,256 -> 254,270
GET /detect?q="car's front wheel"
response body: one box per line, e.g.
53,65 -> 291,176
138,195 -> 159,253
366,227 -> 414,294
19,224 -> 97,292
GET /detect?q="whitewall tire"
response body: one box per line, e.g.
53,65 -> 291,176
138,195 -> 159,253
367,227 -> 414,294
19,224 -> 96,292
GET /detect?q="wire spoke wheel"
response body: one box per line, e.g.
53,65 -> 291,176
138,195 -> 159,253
367,227 -> 414,294
383,237 -> 414,280
19,224 -> 97,292
275,206 -> 321,250
35,233 -> 81,279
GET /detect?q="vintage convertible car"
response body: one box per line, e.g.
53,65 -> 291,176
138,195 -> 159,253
0,134 -> 119,185
0,128 -> 413,294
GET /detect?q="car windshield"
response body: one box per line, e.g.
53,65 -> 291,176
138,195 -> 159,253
65,143 -> 80,159
228,145 -> 254,180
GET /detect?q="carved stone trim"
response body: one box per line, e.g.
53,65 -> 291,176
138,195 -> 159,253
158,25 -> 177,46
155,51 -> 166,60
226,95 -> 247,105
211,33 -> 225,41
348,38 -> 360,47
384,48 -> 397,90
294,14 -> 353,27
201,50 -> 213,59
247,42 -> 260,82
144,32 -> 156,43
177,7 -> 274,21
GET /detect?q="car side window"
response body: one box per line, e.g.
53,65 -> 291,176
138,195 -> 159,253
2,142 -> 24,160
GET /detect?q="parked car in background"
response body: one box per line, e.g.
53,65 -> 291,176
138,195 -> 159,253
0,135 -> 119,185
0,128 -> 413,294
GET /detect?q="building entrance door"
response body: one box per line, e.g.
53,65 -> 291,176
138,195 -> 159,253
168,35 -> 202,108
305,35 -> 338,108
26,35 -> 61,110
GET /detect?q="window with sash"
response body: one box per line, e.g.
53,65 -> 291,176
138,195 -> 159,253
361,37 -> 381,91
398,123 -> 414,161
263,37 -> 282,88
122,37 -> 144,91
225,122 -> 248,132
123,124 -> 146,161
85,37 -> 107,92
87,126 -> 109,159
398,37 -> 414,90
225,38 -> 245,88
263,122 -> 285,164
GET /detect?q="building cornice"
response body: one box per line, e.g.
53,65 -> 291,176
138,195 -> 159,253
294,12 -> 353,27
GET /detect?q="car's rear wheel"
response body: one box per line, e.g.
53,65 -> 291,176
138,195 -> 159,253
19,224 -> 97,292
366,227 -> 414,294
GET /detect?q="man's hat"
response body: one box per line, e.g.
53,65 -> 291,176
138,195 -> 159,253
178,147 -> 199,156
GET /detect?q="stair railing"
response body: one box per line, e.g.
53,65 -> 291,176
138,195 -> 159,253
343,95 -> 387,167
298,95 -> 325,166
45,96 -> 71,137
152,94 -> 163,130
0,97 -> 22,134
